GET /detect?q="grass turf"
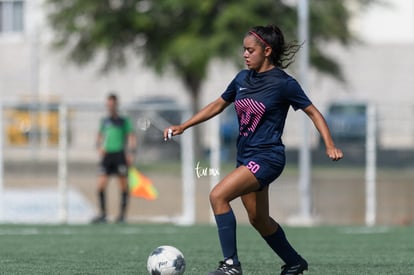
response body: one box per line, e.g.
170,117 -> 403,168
0,224 -> 413,275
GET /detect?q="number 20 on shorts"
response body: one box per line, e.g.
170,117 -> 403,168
246,161 -> 260,174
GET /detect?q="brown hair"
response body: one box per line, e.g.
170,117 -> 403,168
247,25 -> 301,68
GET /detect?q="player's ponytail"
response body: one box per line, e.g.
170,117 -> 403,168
248,25 -> 301,69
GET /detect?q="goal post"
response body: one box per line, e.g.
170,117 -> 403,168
58,103 -> 69,224
0,102 -> 4,222
178,114 -> 196,225
365,104 -> 377,226
55,101 -> 196,225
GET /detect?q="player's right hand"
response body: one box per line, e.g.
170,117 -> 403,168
163,126 -> 183,141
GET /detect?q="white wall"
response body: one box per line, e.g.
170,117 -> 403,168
353,0 -> 414,44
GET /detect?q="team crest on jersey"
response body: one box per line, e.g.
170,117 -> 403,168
235,98 -> 266,136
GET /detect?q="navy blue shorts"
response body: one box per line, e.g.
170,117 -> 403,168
237,155 -> 285,189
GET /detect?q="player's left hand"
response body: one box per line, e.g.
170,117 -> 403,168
126,154 -> 134,166
326,147 -> 343,161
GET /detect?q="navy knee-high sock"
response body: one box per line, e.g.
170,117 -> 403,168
263,224 -> 301,265
214,209 -> 239,265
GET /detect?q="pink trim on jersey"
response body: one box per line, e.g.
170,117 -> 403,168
235,98 -> 266,136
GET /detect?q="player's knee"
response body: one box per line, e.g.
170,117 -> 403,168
247,212 -> 267,230
209,189 -> 227,210
119,177 -> 128,190
97,181 -> 107,191
248,213 -> 259,227
209,189 -> 219,206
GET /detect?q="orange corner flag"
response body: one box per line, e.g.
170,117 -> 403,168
128,167 -> 158,200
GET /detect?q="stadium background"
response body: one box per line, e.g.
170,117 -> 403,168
1,0 -> 414,226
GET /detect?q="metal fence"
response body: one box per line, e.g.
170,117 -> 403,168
1,101 -> 413,225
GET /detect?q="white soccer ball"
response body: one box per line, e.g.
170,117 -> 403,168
147,245 -> 186,275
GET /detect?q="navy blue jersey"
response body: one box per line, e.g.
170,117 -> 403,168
221,68 -> 312,186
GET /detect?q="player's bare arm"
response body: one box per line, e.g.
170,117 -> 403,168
303,104 -> 343,161
163,97 -> 230,139
126,133 -> 137,165
96,133 -> 105,156
128,133 -> 137,150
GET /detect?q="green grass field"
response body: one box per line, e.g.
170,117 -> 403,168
0,224 -> 413,275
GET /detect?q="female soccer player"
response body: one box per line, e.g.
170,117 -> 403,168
164,25 -> 343,275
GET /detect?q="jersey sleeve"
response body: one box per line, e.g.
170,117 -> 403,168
124,117 -> 134,134
220,70 -> 248,103
283,78 -> 312,111
98,118 -> 105,134
221,77 -> 237,103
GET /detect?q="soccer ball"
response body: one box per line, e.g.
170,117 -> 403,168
147,245 -> 186,275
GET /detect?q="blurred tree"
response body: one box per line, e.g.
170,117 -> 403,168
47,0 -> 375,110
47,0 -> 376,157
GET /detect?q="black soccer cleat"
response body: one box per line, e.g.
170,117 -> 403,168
208,259 -> 242,275
280,258 -> 308,275
90,215 -> 107,224
115,215 -> 125,224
